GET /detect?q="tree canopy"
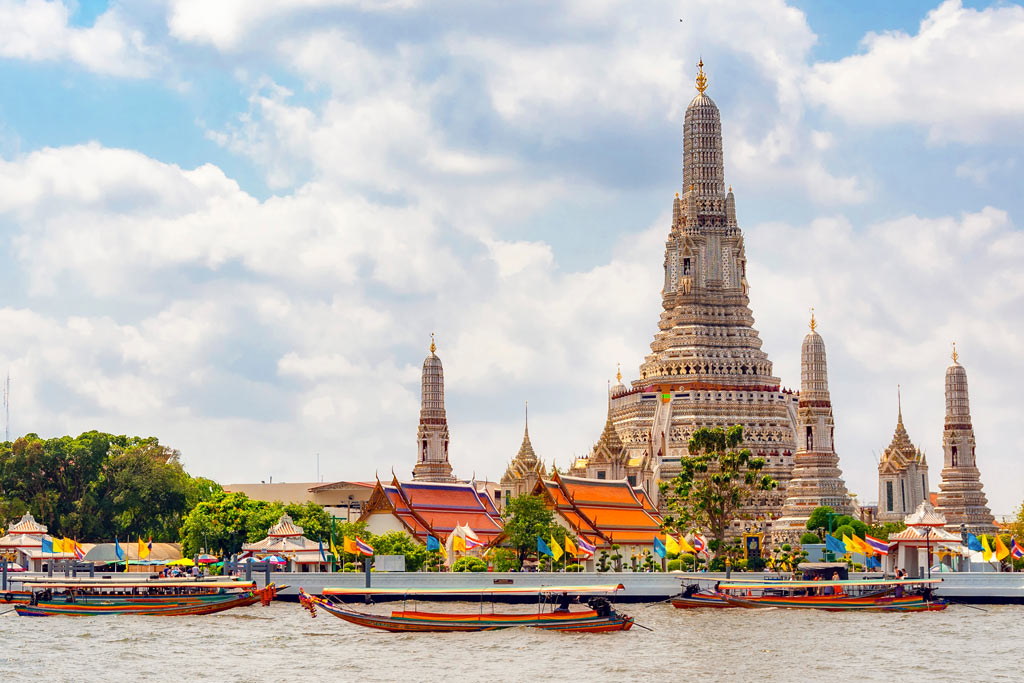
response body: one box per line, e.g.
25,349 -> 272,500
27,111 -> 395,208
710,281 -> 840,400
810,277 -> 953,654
0,431 -> 220,541
501,493 -> 570,562
661,425 -> 776,558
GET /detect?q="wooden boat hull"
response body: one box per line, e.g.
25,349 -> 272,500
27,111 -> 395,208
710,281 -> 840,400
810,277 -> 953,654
317,600 -> 634,632
721,594 -> 947,612
1,590 -> 32,605
14,587 -> 271,617
671,592 -> 734,609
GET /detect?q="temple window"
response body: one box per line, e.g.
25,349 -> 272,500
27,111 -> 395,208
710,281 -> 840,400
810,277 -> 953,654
596,471 -> 607,480
805,426 -> 813,451
627,475 -> 637,486
886,481 -> 894,511
951,446 -> 957,467
900,480 -> 906,511
683,258 -> 691,275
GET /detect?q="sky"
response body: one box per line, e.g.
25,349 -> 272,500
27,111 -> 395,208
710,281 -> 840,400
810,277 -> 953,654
0,0 -> 1022,514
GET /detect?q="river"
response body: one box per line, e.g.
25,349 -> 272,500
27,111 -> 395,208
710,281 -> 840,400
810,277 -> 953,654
1,601 -> 1022,682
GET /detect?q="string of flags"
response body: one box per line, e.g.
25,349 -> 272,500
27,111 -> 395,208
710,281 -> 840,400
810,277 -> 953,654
653,533 -> 710,559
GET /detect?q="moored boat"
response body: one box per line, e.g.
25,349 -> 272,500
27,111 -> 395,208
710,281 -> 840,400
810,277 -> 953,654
13,579 -> 280,617
712,578 -> 946,612
299,584 -> 634,633
671,584 -> 733,609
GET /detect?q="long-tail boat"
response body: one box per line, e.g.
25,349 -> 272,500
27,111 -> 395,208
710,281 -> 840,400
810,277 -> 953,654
713,578 -> 946,612
13,579 -> 280,616
299,584 -> 634,632
671,584 -> 733,609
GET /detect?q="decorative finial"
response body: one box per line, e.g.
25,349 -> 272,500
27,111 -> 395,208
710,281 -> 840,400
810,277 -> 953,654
525,401 -> 529,432
728,185 -> 732,193
616,363 -> 622,384
897,384 -> 902,422
430,332 -> 436,354
675,191 -> 679,198
695,58 -> 707,95
809,306 -> 816,332
951,341 -> 958,363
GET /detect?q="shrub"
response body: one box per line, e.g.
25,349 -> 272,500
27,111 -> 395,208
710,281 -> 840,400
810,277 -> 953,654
452,556 -> 487,572
563,563 -> 583,572
666,559 -> 682,571
800,532 -> 822,545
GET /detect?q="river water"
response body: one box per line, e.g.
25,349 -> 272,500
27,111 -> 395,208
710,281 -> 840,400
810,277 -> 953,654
1,601 -> 1022,682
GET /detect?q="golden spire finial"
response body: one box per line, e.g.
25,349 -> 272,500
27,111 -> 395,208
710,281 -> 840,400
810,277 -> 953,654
695,58 -> 708,95
809,306 -> 816,332
616,362 -> 622,384
951,341 -> 958,363
675,191 -> 679,199
429,332 -> 436,354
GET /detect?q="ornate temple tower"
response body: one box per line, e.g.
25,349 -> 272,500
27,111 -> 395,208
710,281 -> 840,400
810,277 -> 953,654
412,335 -> 456,482
773,313 -> 853,541
498,404 -> 546,509
608,61 -> 797,535
876,391 -> 929,522
934,345 -> 997,535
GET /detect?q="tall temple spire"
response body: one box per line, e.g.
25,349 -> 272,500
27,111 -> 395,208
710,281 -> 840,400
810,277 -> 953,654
413,335 -> 456,482
776,313 -> 852,537
877,391 -> 928,522
934,348 -> 996,534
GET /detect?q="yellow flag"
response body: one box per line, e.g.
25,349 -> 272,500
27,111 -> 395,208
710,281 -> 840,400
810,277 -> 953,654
453,535 -> 466,552
678,535 -> 696,554
329,537 -> 339,558
51,537 -> 64,553
665,534 -> 680,555
564,536 -> 579,557
62,538 -> 74,555
138,537 -> 151,560
981,534 -> 993,562
343,536 -> 358,554
549,535 -> 564,561
995,535 -> 1010,561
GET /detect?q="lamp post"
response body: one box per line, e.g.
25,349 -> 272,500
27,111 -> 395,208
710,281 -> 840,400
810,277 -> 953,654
960,523 -> 969,573
923,527 -> 932,579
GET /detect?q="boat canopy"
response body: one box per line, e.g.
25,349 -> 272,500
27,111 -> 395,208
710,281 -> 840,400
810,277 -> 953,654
322,584 -> 625,596
713,578 -> 942,590
17,580 -> 256,589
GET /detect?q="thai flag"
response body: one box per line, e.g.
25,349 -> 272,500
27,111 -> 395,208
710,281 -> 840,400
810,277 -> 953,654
693,533 -> 708,556
355,537 -> 374,557
863,534 -> 889,555
465,536 -> 484,550
74,541 -> 85,560
1012,539 -> 1024,560
577,537 -> 596,557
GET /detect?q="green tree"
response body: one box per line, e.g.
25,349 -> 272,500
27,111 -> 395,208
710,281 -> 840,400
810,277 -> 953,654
805,505 -> 835,533
370,531 -> 430,572
866,521 -> 906,540
661,425 -> 776,559
800,531 -> 822,545
501,494 -> 564,562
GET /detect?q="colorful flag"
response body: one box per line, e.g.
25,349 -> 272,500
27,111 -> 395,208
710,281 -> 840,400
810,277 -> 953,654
653,537 -> 666,559
465,536 -> 484,550
329,536 -> 339,559
114,538 -> 125,560
138,537 -> 151,560
966,533 -> 983,552
846,535 -> 867,555
52,537 -> 65,553
981,534 -> 993,562
41,536 -> 53,554
74,540 -> 85,560
426,535 -> 440,552
995,535 -> 1010,561
564,536 -> 578,557
864,534 -> 889,555
678,535 -> 697,554
825,534 -> 846,555
841,534 -> 856,556
355,537 -> 374,556
536,536 -> 553,558
343,536 -> 358,554
318,538 -> 327,562
1011,539 -> 1024,560
664,534 -> 680,555
577,537 -> 595,558
549,535 -> 564,561
453,535 -> 466,552
693,533 -> 709,556
61,538 -> 74,556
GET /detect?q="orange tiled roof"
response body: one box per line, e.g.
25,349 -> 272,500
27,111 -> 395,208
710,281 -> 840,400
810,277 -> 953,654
361,478 -> 503,544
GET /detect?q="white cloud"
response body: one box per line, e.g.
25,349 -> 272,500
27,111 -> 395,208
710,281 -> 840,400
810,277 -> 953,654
805,0 -> 1024,143
0,0 -> 160,77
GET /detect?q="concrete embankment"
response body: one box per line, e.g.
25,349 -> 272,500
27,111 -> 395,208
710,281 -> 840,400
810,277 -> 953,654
257,570 -> 1024,604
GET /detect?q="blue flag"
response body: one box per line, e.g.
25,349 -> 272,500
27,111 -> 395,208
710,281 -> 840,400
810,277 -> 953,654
319,538 -> 327,562
867,556 -> 881,570
967,533 -> 983,552
653,536 -> 666,559
41,537 -> 53,554
537,535 -> 553,557
825,534 -> 846,555
426,535 -> 440,552
114,538 -> 125,560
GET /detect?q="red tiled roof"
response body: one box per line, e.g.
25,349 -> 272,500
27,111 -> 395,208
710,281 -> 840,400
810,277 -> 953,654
361,478 -> 503,544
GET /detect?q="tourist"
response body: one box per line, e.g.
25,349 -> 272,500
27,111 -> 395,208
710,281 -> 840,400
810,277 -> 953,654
831,571 -> 844,596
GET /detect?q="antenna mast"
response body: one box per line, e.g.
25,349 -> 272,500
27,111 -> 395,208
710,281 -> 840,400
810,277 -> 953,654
3,371 -> 9,442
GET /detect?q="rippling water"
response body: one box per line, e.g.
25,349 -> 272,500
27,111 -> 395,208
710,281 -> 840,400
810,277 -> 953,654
2,601 -> 1023,682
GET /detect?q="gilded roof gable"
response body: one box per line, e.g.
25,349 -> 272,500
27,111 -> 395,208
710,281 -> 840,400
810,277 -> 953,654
500,418 -> 545,485
878,410 -> 924,473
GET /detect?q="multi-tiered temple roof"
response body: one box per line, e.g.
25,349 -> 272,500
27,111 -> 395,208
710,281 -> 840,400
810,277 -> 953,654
361,477 -> 503,545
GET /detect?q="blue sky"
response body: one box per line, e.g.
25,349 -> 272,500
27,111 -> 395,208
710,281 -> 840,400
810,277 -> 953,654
0,0 -> 1022,516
